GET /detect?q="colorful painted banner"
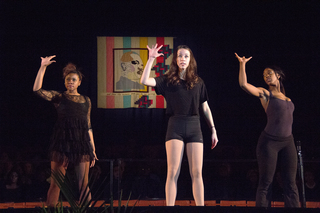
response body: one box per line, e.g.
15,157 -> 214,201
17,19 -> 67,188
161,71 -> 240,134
97,37 -> 174,109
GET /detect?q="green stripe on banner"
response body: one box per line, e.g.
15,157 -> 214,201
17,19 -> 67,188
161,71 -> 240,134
123,95 -> 131,108
123,37 -> 131,53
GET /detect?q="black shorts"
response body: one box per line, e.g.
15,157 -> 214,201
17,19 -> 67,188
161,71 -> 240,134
165,115 -> 203,143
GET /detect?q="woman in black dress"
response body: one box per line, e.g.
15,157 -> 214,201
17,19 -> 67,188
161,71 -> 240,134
140,44 -> 218,206
33,55 -> 98,206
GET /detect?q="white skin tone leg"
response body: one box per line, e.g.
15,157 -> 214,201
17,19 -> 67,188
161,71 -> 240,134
186,142 -> 204,206
165,140 -> 204,206
165,139 -> 184,206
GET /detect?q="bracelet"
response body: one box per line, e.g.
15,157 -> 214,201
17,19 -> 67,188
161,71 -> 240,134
211,126 -> 215,129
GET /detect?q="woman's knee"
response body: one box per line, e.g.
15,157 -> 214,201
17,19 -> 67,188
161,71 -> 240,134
167,167 -> 180,179
190,169 -> 202,179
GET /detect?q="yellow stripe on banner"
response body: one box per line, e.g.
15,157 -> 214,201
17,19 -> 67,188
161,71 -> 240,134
148,37 -> 157,68
140,37 -> 148,69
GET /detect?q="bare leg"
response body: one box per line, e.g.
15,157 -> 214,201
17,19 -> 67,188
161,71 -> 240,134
75,161 -> 91,203
186,142 -> 204,206
46,161 -> 67,207
165,139 -> 184,206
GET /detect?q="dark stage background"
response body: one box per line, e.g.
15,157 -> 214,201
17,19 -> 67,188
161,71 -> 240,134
1,0 -> 320,162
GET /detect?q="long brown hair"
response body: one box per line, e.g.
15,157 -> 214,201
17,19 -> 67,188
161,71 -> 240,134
165,45 -> 198,89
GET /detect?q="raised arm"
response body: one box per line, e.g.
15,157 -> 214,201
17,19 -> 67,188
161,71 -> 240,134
140,44 -> 164,87
201,101 -> 218,149
235,53 -> 265,97
33,55 -> 56,91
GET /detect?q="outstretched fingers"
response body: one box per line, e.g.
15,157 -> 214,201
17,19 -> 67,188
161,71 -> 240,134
41,55 -> 56,60
234,53 -> 240,59
156,44 -> 163,51
235,53 -> 252,63
148,43 -> 164,59
48,55 -> 56,60
41,55 -> 56,66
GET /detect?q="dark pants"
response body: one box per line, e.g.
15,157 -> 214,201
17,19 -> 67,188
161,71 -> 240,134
256,131 -> 300,208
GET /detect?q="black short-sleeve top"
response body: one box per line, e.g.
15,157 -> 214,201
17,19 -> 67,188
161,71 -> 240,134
154,75 -> 208,116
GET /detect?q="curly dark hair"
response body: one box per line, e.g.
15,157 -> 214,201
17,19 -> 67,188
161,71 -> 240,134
165,45 -> 198,89
62,63 -> 84,81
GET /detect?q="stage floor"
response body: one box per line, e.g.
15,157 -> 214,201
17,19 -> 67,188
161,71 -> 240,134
0,200 -> 319,210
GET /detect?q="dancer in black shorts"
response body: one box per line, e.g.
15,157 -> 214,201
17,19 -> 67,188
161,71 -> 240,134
235,53 -> 299,208
140,44 -> 218,206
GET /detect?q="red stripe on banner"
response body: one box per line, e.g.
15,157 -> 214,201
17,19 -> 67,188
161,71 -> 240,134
106,37 -> 114,93
156,37 -> 164,64
106,96 -> 115,108
156,95 -> 164,108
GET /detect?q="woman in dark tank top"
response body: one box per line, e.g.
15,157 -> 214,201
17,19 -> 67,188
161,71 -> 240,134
235,53 -> 299,208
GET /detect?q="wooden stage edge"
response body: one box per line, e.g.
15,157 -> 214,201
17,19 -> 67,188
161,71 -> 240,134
0,200 -> 319,209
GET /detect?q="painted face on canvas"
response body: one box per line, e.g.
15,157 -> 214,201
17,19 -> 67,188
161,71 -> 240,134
120,52 -> 143,80
127,53 -> 144,80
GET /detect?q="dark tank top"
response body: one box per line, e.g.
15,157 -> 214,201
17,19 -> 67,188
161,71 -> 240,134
264,91 -> 294,137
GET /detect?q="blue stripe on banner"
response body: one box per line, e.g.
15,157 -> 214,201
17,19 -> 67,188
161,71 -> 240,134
123,95 -> 131,108
123,37 -> 131,53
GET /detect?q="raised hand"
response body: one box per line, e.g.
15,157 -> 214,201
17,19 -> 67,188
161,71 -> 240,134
147,44 -> 164,59
41,55 -> 56,67
235,53 -> 252,64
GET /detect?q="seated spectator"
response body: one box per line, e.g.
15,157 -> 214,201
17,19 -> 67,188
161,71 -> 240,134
131,162 -> 163,199
0,170 -> 24,202
104,161 -> 132,200
32,167 -> 50,202
304,169 -> 320,201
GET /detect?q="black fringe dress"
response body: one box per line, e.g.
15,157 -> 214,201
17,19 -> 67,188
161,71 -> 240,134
35,89 -> 94,165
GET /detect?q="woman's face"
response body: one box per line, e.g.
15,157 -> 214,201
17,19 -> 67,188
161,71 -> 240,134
10,172 -> 18,183
176,48 -> 191,71
65,73 -> 81,92
263,68 -> 279,85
